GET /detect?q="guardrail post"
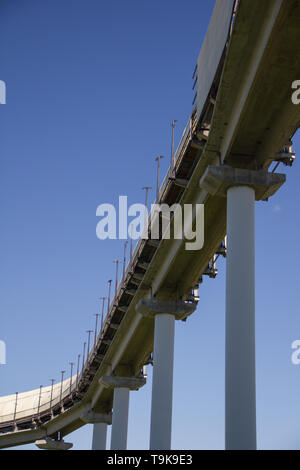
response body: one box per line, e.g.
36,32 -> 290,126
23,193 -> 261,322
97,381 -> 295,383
13,392 -> 18,431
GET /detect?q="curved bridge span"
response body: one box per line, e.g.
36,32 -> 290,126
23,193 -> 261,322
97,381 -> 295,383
1,0 -> 300,449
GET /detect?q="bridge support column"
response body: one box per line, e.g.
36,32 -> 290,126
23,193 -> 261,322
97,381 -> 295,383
111,387 -> 130,450
226,185 -> 256,450
92,423 -> 108,450
136,299 -> 196,450
99,376 -> 146,450
200,165 -> 286,450
81,411 -> 112,450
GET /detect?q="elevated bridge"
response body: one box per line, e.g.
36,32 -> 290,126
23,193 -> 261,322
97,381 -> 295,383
0,0 -> 300,450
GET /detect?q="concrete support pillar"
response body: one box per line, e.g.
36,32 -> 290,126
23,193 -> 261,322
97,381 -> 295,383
151,313 -> 175,450
225,185 -> 256,450
81,410 -> 112,450
111,387 -> 130,450
136,298 -> 196,450
200,165 -> 286,451
99,375 -> 146,451
92,423 -> 107,450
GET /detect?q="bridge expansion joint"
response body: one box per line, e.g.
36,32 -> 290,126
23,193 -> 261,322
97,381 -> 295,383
136,298 -> 197,321
199,165 -> 286,200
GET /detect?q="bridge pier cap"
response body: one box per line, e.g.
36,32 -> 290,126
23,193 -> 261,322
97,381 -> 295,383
200,165 -> 286,200
136,298 -> 197,320
35,437 -> 73,450
99,375 -> 146,390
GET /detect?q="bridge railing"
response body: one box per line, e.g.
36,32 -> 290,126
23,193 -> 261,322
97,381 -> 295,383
81,109 -> 199,372
0,376 -> 78,426
99,109 -> 198,322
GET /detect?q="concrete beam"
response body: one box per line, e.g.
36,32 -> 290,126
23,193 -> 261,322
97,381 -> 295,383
136,298 -> 197,321
200,165 -> 286,200
99,376 -> 146,391
0,429 -> 47,449
35,437 -> 73,450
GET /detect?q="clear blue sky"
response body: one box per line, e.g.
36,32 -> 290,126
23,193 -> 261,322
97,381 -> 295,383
0,0 -> 299,450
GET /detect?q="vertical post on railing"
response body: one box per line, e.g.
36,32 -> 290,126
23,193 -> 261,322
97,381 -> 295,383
76,355 -> 81,390
50,379 -> 55,416
94,313 -> 100,346
155,155 -> 164,201
69,362 -> 74,395
60,371 -> 65,409
107,280 -> 112,317
142,187 -> 152,238
130,224 -> 133,268
86,330 -> 93,360
100,297 -> 106,331
123,241 -> 128,279
113,260 -> 120,300
171,120 -> 177,174
82,343 -> 86,375
13,392 -> 18,430
37,385 -> 43,421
